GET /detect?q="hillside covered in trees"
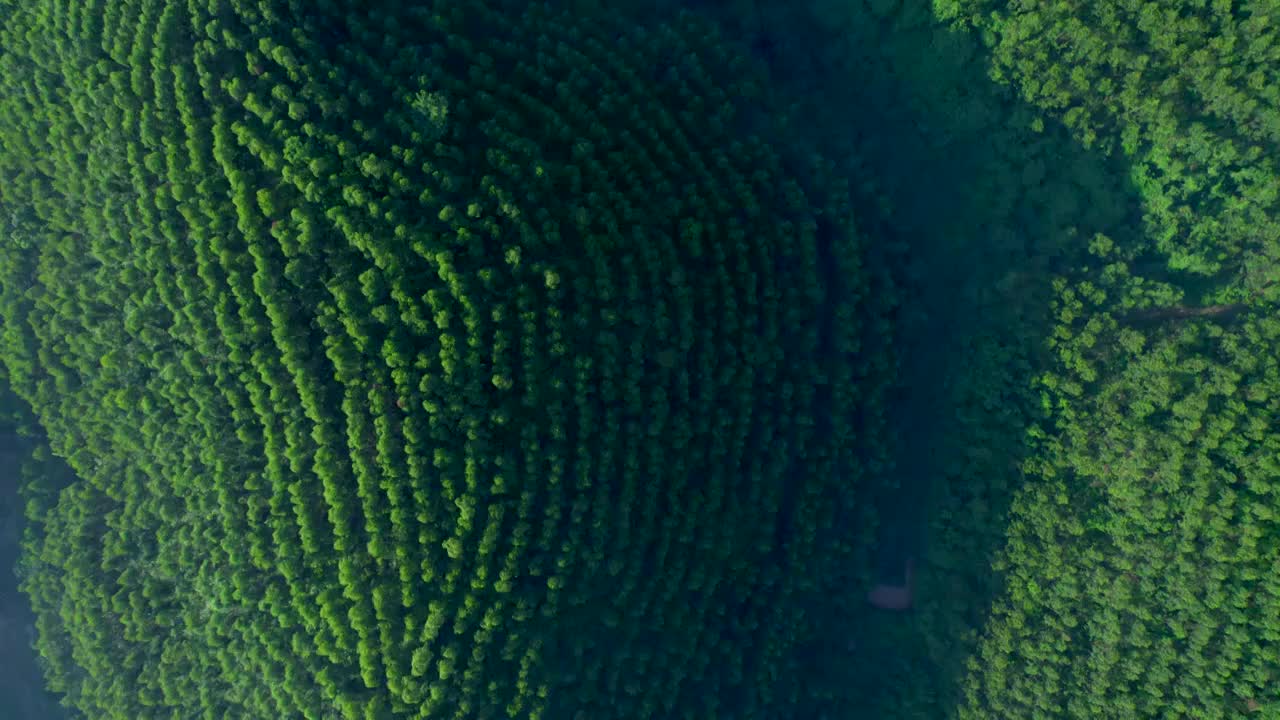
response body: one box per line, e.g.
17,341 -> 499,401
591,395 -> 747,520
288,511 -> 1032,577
0,0 -> 1277,719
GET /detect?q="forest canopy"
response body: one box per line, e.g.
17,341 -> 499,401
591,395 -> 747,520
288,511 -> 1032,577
0,1 -> 895,718
2,0 -> 1279,718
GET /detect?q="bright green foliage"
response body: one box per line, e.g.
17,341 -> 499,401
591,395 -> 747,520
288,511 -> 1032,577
0,1 -> 893,719
944,0 -> 1280,297
935,0 -> 1280,715
962,303 -> 1280,719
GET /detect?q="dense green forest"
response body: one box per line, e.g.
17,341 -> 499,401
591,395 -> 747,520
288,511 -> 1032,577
0,0 -> 1277,719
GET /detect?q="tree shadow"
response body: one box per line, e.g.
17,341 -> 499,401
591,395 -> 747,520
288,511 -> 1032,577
0,432 -> 68,720
641,0 -> 1148,715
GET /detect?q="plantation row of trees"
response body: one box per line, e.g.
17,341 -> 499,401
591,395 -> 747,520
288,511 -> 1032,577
942,0 -> 1280,716
0,1 -> 897,718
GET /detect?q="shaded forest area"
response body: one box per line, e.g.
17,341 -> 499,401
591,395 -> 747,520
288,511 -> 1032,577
602,0 -> 1280,716
0,437 -> 52,720
1,0 -> 1278,718
621,0 -> 1138,713
0,389 -> 70,720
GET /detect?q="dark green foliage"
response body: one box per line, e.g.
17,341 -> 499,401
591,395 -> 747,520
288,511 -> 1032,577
0,1 -> 894,719
699,0 -> 1149,715
674,0 -> 1280,717
0,381 -> 76,720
